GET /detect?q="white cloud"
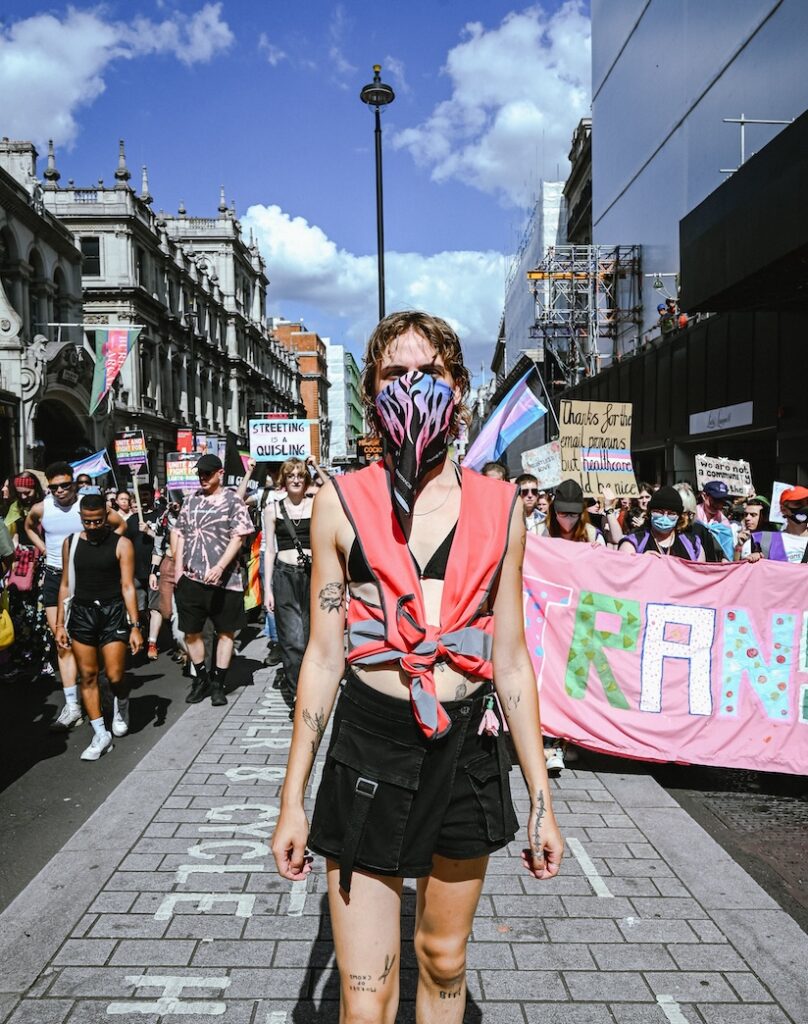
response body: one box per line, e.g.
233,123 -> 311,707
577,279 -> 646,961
0,4 -> 233,148
383,55 -> 410,96
328,4 -> 356,86
258,33 -> 287,66
394,2 -> 590,208
242,203 -> 507,367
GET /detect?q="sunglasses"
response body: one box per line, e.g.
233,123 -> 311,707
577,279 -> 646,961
520,488 -> 539,496
48,482 -> 73,492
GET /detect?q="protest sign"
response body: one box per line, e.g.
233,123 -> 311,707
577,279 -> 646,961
249,418 -> 313,460
523,535 -> 808,775
176,429 -> 193,453
166,452 -> 202,497
770,482 -> 794,526
695,454 -> 753,495
559,400 -> 638,497
114,430 -> 148,474
521,441 -> 562,490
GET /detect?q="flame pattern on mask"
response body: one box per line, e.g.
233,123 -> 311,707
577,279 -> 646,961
375,370 -> 455,517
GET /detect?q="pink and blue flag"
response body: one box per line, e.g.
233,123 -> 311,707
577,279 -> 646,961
71,449 -> 113,479
464,370 -> 546,471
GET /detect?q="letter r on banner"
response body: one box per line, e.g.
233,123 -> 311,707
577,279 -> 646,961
640,605 -> 716,715
565,591 -> 640,708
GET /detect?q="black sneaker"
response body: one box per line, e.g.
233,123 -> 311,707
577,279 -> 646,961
210,680 -> 228,707
265,642 -> 282,667
186,676 -> 212,703
272,669 -> 286,690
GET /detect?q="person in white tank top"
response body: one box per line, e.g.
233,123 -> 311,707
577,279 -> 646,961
25,461 -> 125,732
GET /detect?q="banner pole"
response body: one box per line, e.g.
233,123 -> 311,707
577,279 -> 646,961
132,469 -> 145,526
106,450 -> 119,490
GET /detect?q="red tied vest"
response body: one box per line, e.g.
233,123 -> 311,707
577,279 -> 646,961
332,461 -> 517,740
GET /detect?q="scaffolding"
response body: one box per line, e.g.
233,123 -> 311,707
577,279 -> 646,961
528,244 -> 642,386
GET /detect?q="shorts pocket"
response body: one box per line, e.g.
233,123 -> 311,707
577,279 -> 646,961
310,719 -> 425,873
465,749 -> 519,843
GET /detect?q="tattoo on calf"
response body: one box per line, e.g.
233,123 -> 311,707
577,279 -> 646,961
318,581 -> 345,612
378,953 -> 396,984
302,708 -> 326,754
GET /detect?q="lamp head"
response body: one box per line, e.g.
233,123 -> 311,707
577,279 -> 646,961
360,64 -> 395,108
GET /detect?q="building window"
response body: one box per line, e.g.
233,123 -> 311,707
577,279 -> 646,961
80,237 -> 101,276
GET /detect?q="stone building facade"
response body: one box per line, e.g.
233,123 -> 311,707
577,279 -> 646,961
325,341 -> 364,464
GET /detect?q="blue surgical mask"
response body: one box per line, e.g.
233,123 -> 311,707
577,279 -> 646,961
650,512 -> 678,532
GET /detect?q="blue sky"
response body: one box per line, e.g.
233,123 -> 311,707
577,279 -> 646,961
0,1 -> 591,374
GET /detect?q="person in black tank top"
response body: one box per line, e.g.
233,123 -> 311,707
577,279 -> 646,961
262,458 -> 314,709
55,494 -> 142,762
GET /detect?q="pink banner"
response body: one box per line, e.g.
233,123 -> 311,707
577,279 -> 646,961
523,535 -> 808,775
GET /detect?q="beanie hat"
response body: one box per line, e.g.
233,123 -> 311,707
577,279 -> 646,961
648,486 -> 683,515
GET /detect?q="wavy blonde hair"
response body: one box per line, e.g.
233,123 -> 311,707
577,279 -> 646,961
361,310 -> 471,438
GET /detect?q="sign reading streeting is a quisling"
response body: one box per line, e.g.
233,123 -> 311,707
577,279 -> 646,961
249,418 -> 315,460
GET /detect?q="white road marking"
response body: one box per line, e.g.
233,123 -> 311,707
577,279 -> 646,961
309,758 -> 324,796
175,863 -> 266,883
287,878 -> 308,917
225,765 -> 286,783
656,994 -> 691,1024
566,836 -> 613,898
266,1013 -> 287,1023
154,893 -> 256,921
107,975 -> 230,1015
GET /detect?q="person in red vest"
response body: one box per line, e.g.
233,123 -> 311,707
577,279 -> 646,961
272,310 -> 564,1024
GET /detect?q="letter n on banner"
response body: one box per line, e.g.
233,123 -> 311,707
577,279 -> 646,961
565,591 -> 640,709
640,605 -> 716,716
719,609 -> 794,721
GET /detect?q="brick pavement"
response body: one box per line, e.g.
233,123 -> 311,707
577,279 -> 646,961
1,636 -> 806,1024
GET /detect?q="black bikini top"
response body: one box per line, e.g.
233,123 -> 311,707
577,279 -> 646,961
348,524 -> 457,584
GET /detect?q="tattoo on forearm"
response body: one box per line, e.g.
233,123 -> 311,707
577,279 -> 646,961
302,708 -> 326,754
318,581 -> 345,612
378,953 -> 396,984
454,682 -> 468,698
506,693 -> 521,712
532,790 -> 546,855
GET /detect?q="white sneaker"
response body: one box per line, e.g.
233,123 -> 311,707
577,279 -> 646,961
50,702 -> 83,732
546,746 -> 566,771
112,703 -> 129,737
80,730 -> 113,761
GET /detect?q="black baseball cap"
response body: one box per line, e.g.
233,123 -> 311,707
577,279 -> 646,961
553,479 -> 585,514
196,454 -> 223,474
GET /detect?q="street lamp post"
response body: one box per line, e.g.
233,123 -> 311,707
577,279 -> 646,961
360,65 -> 395,321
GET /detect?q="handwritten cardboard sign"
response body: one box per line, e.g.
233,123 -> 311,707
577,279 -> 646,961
559,400 -> 638,497
695,454 -> 753,495
249,418 -> 313,461
521,440 -> 562,490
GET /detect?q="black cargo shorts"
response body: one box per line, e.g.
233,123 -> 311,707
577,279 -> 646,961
308,669 -> 519,893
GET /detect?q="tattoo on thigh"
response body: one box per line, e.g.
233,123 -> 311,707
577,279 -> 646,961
439,972 -> 465,999
454,682 -> 468,698
318,581 -> 345,612
349,974 -> 377,993
302,707 -> 326,753
378,953 -> 396,984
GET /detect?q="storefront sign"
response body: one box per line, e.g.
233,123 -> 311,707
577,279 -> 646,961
689,401 -> 753,435
521,440 -> 562,490
524,535 -> 808,775
559,400 -> 638,497
114,430 -> 148,474
249,418 -> 314,460
695,454 -> 753,495
357,436 -> 383,463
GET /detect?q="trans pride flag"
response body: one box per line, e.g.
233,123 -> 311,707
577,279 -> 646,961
464,370 -> 546,471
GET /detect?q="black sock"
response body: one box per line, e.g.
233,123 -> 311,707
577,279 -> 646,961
211,666 -> 228,686
193,661 -> 209,680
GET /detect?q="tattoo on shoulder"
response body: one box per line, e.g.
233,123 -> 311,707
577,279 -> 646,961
378,953 -> 396,984
302,708 -> 326,754
318,581 -> 345,612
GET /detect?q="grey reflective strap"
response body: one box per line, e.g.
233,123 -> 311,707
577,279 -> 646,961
339,777 -> 378,895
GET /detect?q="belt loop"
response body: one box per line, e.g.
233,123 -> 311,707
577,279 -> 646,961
339,776 -> 378,895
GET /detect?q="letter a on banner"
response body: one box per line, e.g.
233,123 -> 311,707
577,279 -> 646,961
88,327 -> 142,415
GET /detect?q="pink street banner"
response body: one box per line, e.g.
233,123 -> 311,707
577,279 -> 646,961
523,535 -> 808,775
